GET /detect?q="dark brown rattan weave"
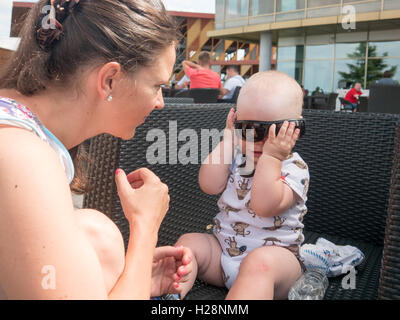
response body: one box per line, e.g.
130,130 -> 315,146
83,104 -> 400,300
378,125 -> 400,299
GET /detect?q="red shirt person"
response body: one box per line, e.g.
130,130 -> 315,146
344,83 -> 363,112
345,83 -> 363,104
182,52 -> 222,90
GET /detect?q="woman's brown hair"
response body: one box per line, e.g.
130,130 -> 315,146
0,0 -> 178,194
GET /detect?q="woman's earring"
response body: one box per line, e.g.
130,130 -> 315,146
106,94 -> 113,102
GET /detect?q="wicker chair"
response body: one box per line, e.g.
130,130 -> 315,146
368,84 -> 400,114
218,86 -> 242,104
188,88 -> 220,103
163,97 -> 195,104
83,104 -> 400,300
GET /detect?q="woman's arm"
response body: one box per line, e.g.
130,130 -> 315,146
182,60 -> 201,72
109,168 -> 170,300
199,108 -> 236,195
0,128 -> 108,299
0,128 -> 168,300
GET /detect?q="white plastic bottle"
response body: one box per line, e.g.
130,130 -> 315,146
288,269 -> 329,300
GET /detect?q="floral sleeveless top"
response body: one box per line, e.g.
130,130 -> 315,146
0,97 -> 74,183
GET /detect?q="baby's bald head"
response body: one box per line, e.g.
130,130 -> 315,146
237,71 -> 304,121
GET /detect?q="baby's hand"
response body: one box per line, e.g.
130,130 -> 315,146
225,108 -> 236,132
223,108 -> 237,144
262,121 -> 300,161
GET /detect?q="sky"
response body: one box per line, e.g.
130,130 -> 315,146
0,0 -> 215,47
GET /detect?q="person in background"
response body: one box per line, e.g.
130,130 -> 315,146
376,70 -> 398,85
344,82 -> 363,112
300,85 -> 308,97
220,65 -> 245,101
175,74 -> 190,90
182,52 -> 222,90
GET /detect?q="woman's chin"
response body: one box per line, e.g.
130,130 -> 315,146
119,128 -> 136,141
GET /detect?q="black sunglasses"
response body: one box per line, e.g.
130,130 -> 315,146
234,119 -> 306,142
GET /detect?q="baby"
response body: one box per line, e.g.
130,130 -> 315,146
176,71 -> 310,300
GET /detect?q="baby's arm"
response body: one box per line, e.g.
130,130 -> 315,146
199,108 -> 236,195
251,122 -> 300,218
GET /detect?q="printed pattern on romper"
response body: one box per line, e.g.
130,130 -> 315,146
213,148 -> 310,265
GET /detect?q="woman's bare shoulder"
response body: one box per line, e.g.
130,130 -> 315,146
0,126 -> 107,299
1,125 -> 71,188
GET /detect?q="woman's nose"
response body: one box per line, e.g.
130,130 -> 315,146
154,90 -> 165,110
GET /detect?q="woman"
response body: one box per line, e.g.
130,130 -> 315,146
0,0 -> 191,299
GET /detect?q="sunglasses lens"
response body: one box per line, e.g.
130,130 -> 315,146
235,119 -> 306,141
235,123 -> 267,142
253,125 -> 267,142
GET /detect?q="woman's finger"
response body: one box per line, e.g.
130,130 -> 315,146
130,180 -> 144,189
153,246 -> 183,262
127,168 -> 160,185
115,169 -> 132,199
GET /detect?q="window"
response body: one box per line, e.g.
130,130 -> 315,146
384,0 -> 400,10
249,0 -> 274,16
369,41 -> 400,58
306,44 -> 334,59
277,0 -> 305,12
335,42 -> 366,59
304,60 -> 333,93
277,61 -> 304,83
278,46 -> 304,61
334,59 -> 365,90
277,45 -> 304,84
307,0 -> 340,8
226,0 -> 248,18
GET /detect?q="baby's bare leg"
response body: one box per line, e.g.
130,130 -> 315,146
175,233 -> 224,298
75,209 -> 125,294
226,246 -> 301,300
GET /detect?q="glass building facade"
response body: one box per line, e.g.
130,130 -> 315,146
278,33 -> 400,92
214,0 -> 400,91
216,0 -> 400,29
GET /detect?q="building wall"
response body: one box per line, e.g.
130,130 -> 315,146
215,0 -> 400,30
212,0 -> 400,91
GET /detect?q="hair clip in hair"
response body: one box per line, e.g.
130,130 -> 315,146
36,0 -> 80,50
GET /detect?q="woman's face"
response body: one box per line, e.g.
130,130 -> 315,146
108,44 -> 176,140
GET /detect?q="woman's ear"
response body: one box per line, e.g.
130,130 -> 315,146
96,62 -> 122,101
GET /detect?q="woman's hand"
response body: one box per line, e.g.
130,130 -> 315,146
151,246 -> 193,297
115,168 -> 170,236
262,121 -> 300,161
